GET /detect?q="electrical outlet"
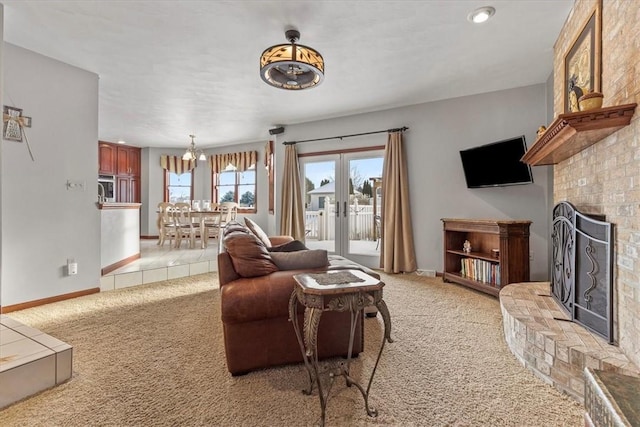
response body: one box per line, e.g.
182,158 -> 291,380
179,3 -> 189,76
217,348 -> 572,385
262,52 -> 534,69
67,258 -> 78,275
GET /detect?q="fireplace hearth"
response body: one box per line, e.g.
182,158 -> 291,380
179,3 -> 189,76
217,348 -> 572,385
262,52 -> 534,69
551,201 -> 614,343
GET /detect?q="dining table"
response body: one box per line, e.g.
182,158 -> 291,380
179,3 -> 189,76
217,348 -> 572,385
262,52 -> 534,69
187,209 -> 223,249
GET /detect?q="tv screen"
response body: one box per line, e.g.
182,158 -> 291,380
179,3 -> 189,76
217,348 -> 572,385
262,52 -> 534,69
459,135 -> 533,188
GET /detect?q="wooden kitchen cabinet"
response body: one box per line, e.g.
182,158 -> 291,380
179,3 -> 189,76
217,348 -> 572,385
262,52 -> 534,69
98,141 -> 117,175
117,176 -> 140,203
98,141 -> 141,203
117,146 -> 140,176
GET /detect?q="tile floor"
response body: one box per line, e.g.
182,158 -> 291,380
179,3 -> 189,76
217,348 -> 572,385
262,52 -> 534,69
0,315 -> 73,409
100,237 -> 220,292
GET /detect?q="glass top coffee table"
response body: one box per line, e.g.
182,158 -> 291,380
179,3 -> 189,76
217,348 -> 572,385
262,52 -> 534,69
288,269 -> 393,426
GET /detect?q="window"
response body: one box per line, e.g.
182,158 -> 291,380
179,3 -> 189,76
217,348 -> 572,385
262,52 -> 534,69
213,167 -> 256,213
210,150 -> 258,213
165,170 -> 193,203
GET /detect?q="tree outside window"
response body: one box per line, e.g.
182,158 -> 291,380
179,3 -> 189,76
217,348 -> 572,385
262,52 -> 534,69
213,168 -> 256,213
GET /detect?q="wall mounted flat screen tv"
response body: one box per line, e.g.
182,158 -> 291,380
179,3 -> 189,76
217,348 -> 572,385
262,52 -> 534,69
459,135 -> 533,188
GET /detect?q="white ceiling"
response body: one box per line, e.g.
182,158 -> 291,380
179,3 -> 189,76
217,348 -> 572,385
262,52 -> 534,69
1,1 -> 573,149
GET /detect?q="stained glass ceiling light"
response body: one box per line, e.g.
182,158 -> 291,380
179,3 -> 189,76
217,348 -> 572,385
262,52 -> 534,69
260,29 -> 324,90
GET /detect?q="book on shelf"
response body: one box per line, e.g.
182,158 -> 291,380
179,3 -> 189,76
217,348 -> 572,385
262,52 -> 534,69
460,258 -> 500,285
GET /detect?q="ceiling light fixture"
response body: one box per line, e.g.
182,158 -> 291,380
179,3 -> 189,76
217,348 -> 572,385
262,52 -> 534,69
117,139 -> 126,144
468,6 -> 495,24
260,29 -> 324,90
182,134 -> 206,161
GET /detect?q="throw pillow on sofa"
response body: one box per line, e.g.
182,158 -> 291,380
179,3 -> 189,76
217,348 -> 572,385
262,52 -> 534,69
244,217 -> 272,248
223,231 -> 278,278
268,240 -> 308,252
270,249 -> 329,271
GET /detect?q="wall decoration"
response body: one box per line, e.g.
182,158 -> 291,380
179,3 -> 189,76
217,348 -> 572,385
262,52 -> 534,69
563,0 -> 602,113
2,105 -> 35,161
3,106 -> 23,141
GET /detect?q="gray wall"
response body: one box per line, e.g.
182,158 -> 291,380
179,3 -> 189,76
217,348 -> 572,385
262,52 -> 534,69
1,43 -> 100,306
276,84 -> 553,280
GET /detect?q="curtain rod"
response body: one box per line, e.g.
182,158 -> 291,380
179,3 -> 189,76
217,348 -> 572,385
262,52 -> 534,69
282,126 -> 409,145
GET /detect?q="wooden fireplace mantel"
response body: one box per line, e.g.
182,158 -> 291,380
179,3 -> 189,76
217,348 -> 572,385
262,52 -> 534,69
521,103 -> 637,166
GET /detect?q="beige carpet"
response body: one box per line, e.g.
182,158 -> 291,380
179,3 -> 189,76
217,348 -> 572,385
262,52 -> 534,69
0,273 -> 583,426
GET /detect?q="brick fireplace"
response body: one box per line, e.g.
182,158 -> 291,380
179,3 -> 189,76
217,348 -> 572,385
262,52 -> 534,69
501,0 -> 640,405
552,0 -> 640,372
500,283 -> 638,402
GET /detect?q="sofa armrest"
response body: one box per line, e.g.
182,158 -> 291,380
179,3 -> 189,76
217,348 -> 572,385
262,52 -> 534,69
218,252 -> 240,287
268,235 -> 294,246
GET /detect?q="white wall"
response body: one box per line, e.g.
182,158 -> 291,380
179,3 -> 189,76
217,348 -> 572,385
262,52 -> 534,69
1,43 -> 100,306
140,141 -> 271,237
276,84 -> 553,281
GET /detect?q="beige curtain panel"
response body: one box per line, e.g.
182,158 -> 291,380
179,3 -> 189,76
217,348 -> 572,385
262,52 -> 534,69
208,150 -> 258,173
279,144 -> 306,241
160,155 -> 196,175
380,131 -> 417,273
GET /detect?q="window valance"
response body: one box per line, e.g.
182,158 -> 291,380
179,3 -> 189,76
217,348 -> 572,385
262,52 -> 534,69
160,155 -> 196,175
209,150 -> 258,173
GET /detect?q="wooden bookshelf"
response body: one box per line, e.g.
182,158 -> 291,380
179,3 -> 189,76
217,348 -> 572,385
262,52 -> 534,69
441,219 -> 531,297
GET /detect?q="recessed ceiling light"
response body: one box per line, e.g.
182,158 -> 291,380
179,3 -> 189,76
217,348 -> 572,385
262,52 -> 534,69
468,6 -> 495,24
117,139 -> 126,144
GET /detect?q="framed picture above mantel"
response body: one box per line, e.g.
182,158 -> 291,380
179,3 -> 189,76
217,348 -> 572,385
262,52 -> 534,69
563,0 -> 602,113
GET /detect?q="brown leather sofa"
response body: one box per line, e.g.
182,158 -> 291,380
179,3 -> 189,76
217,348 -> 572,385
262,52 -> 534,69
218,223 -> 380,375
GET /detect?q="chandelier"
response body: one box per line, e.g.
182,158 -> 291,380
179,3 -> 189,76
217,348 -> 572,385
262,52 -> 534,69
260,29 -> 324,90
182,134 -> 206,161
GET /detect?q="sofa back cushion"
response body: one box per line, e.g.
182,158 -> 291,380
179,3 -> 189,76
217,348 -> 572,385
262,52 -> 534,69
270,250 -> 329,271
223,231 -> 278,278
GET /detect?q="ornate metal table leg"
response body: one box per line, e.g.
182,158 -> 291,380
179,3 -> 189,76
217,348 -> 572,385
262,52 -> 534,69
288,290 -> 314,395
343,298 -> 392,419
365,298 -> 393,398
304,306 -> 326,427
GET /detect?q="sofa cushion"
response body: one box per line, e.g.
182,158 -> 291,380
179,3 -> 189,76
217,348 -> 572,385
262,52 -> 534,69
270,250 -> 329,271
244,217 -> 272,248
224,231 -> 278,278
224,222 -> 251,236
268,240 -> 308,252
327,254 -> 380,279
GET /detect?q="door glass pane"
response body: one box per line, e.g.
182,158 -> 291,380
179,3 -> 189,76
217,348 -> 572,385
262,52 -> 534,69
303,160 -> 335,253
347,156 -> 383,256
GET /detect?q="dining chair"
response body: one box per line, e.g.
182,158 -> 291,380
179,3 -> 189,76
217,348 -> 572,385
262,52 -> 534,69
219,202 -> 239,226
157,202 -> 176,247
172,202 -> 196,248
201,210 -> 223,247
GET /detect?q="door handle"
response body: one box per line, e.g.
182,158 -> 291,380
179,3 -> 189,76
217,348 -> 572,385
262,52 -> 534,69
336,202 -> 340,217
344,201 -> 347,217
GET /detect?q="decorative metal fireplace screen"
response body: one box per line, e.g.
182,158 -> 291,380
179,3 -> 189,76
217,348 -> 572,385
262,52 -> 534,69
551,201 -> 614,343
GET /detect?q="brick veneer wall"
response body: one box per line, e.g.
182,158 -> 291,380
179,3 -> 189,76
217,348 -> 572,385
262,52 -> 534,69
553,0 -> 640,369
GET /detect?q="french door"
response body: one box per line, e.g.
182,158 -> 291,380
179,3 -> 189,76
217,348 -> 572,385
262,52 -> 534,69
300,149 -> 384,268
